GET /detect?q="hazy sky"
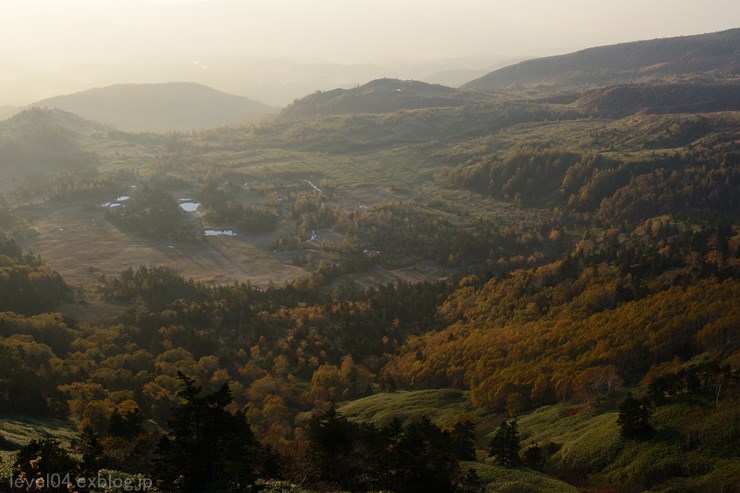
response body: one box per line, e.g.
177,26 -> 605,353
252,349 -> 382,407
0,0 -> 738,105
3,0 -> 738,67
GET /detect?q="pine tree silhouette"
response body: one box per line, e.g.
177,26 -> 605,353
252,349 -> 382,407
489,419 -> 520,467
617,394 -> 652,439
156,372 -> 257,493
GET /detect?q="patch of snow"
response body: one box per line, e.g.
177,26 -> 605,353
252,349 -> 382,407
101,196 -> 128,208
179,202 -> 200,212
204,229 -> 236,237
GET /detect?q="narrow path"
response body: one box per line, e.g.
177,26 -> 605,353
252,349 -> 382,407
303,179 -> 322,194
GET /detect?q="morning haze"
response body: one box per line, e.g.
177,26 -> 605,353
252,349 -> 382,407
1,0 -> 738,106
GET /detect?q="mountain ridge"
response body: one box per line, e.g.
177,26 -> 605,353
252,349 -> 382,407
280,77 -> 493,120
29,82 -> 277,132
465,28 -> 740,91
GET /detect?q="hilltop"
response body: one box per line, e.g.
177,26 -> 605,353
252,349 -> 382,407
280,78 -> 493,120
31,82 -> 277,132
465,28 -> 740,91
0,108 -> 102,176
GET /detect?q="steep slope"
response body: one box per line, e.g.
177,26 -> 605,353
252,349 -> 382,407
465,28 -> 740,91
280,78 -> 493,120
32,82 -> 277,132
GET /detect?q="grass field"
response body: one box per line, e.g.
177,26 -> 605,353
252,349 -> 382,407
0,416 -> 78,481
515,404 -> 622,479
466,461 -> 578,493
337,390 -> 740,492
338,390 -> 583,492
15,201 -> 309,288
0,416 -> 77,448
338,389 -> 478,429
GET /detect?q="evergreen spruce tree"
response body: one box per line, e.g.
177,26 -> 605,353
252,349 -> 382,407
108,408 -> 145,440
617,394 -> 652,439
489,419 -> 520,467
156,373 -> 256,493
78,425 -> 105,478
306,404 -> 355,486
451,420 -> 476,460
523,444 -> 545,471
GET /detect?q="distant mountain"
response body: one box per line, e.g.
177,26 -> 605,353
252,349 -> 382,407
465,28 -> 740,91
0,63 -> 86,107
420,58 -> 523,88
280,78 -> 492,120
0,108 -> 101,174
420,68 -> 493,88
31,82 -> 277,132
